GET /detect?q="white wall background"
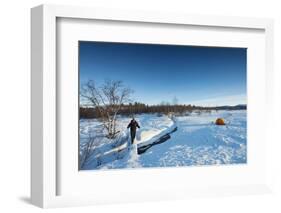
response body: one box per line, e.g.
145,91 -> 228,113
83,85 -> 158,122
0,0 -> 280,212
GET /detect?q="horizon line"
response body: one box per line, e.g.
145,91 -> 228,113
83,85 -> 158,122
80,103 -> 247,108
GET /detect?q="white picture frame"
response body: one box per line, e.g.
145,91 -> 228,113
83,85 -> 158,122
31,4 -> 274,208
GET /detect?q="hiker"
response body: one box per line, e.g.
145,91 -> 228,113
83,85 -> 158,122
127,118 -> 140,144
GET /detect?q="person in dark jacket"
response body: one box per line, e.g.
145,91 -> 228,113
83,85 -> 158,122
127,118 -> 140,144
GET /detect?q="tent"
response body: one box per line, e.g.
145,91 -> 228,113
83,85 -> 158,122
215,118 -> 225,125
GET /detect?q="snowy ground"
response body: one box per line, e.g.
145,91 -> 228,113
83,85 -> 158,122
79,110 -> 246,170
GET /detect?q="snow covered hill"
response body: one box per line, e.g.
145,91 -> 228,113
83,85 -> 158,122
80,110 -> 246,170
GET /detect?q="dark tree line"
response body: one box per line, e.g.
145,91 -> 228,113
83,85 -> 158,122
80,102 -> 246,119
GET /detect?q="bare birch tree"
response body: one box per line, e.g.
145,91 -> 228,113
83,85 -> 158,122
80,80 -> 133,139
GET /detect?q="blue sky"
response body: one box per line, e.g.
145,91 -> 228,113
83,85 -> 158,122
79,41 -> 246,106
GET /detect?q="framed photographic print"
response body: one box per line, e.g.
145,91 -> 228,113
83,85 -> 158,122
31,4 -> 274,208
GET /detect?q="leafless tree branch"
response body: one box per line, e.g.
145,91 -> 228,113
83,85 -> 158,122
80,79 -> 133,138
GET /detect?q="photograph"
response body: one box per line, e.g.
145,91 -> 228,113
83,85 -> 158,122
79,41 -> 247,170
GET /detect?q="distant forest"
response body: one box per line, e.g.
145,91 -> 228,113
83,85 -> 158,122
80,102 -> 246,119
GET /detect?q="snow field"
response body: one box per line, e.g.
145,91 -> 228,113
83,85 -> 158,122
80,110 -> 246,170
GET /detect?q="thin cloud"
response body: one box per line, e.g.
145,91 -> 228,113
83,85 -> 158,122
189,94 -> 246,107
